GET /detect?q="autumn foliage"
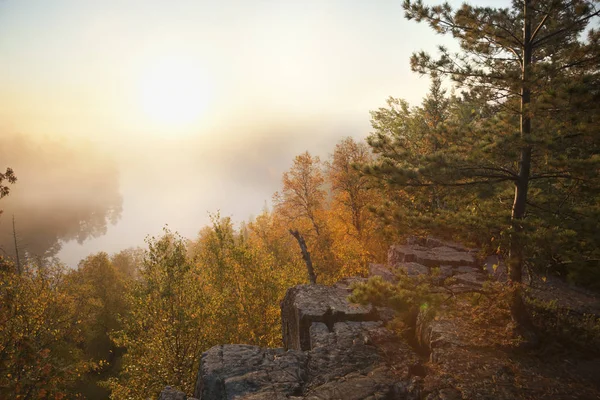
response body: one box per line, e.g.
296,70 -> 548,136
1,1 -> 599,397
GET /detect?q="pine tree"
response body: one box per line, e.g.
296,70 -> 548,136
367,0 -> 600,331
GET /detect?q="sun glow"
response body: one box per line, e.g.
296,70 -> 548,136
139,58 -> 213,127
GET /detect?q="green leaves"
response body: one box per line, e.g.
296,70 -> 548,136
366,0 -> 600,289
106,229 -> 209,398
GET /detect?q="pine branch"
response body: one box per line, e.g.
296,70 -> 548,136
486,19 -> 523,47
533,8 -> 600,47
395,177 -> 514,187
555,54 -> 600,72
530,12 -> 551,43
458,166 -> 519,178
529,173 -> 579,181
525,200 -> 587,219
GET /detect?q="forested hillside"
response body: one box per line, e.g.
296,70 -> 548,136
1,0 -> 599,399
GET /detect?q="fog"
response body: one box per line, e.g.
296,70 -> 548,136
1,116 -> 370,267
0,0 -> 511,267
0,134 -> 122,262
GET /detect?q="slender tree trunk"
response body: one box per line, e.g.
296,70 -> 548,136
289,229 -> 317,284
307,211 -> 321,237
350,193 -> 362,238
12,215 -> 21,275
509,0 -> 535,337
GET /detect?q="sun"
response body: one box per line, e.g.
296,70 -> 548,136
139,58 -> 213,127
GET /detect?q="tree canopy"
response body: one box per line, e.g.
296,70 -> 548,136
364,0 -> 600,327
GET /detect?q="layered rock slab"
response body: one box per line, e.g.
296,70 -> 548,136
416,312 -> 600,400
388,244 -> 476,269
166,236 -> 600,400
158,386 -> 193,400
376,237 -> 487,288
191,284 -> 422,400
281,283 -> 379,351
192,322 -> 421,400
193,345 -> 306,400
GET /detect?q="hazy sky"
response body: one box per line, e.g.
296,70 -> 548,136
0,0 -> 509,267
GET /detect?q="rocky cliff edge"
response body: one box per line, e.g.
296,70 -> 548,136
159,237 -> 600,400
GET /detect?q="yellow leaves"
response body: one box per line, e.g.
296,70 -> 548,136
0,265 -> 91,399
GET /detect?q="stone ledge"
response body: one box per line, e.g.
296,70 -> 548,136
281,283 -> 379,351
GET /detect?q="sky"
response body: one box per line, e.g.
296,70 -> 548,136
0,0 -> 510,267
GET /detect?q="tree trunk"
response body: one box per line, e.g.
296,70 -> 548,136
289,229 -> 317,284
12,215 -> 21,275
509,0 -> 535,339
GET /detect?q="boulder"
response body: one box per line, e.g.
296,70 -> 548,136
455,265 -> 480,274
192,284 -> 423,399
369,263 -> 395,282
306,321 -> 399,388
281,283 -> 379,351
192,319 -> 421,399
388,245 -> 476,268
452,272 -> 485,288
397,262 -> 430,276
158,386 -> 196,400
416,315 -> 465,363
303,367 -> 402,400
424,237 -> 470,252
438,265 -> 453,280
193,345 -> 306,400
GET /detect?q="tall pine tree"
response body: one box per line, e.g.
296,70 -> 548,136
366,0 -> 600,331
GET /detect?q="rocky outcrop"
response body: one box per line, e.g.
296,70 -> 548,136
372,236 -> 487,292
161,237 -> 600,400
281,282 -> 379,351
190,282 -> 423,400
403,239 -> 600,399
193,345 -> 306,399
305,320 -> 420,396
158,386 -> 197,400
388,236 -> 477,269
415,310 -> 600,399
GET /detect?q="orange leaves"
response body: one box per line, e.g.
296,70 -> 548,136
270,139 -> 389,284
275,151 -> 326,236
